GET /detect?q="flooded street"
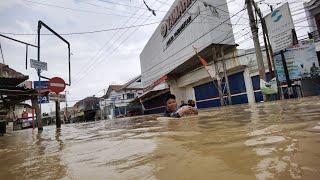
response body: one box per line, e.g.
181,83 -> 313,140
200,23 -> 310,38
1,97 -> 320,180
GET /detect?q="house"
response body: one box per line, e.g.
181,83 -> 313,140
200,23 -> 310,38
100,76 -> 143,119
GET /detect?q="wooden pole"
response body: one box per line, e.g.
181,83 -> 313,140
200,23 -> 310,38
212,46 -> 224,106
31,95 -> 43,132
221,46 -> 232,105
55,100 -> 61,128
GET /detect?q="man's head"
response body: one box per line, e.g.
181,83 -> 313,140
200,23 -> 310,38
165,94 -> 177,112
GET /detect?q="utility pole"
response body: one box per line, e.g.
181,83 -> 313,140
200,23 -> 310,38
246,0 -> 266,81
212,46 -> 224,106
252,2 -> 274,78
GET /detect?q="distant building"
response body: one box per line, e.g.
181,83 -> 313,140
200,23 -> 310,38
73,96 -> 100,122
304,0 -> 320,62
304,0 -> 320,38
100,76 -> 143,119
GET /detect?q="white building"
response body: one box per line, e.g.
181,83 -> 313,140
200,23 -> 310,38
139,0 -> 277,113
100,76 -> 143,118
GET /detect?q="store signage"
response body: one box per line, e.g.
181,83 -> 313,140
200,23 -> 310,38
264,3 -> 295,52
166,16 -> 192,47
160,0 -> 192,38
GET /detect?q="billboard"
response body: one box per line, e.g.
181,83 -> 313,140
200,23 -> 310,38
265,3 -> 295,52
274,41 -> 320,83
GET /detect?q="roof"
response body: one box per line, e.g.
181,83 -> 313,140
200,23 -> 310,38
102,76 -> 143,98
119,75 -> 142,90
0,63 -> 29,86
73,96 -> 100,108
102,85 -> 123,98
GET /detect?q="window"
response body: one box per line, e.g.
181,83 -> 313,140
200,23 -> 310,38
127,93 -> 135,99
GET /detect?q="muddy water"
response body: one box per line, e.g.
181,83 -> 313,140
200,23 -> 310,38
1,97 -> 320,180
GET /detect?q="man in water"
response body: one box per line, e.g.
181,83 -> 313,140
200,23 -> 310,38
164,94 -> 198,118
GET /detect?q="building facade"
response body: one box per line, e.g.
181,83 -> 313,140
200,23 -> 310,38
100,76 -> 143,118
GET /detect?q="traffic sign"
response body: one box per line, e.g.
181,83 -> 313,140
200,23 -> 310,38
49,93 -> 66,102
48,77 -> 66,94
38,95 -> 49,104
30,59 -> 47,71
34,81 -> 49,89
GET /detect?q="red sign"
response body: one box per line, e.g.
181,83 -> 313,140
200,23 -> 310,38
48,77 -> 66,94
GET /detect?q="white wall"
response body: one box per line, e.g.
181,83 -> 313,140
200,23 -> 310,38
140,0 -> 234,88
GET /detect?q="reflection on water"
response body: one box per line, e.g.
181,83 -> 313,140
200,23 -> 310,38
1,97 -> 320,180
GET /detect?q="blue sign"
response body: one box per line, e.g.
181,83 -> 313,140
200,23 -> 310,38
34,81 -> 49,89
38,96 -> 49,104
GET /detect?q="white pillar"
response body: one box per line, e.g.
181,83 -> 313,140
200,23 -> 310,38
243,68 -> 255,104
169,80 -> 186,105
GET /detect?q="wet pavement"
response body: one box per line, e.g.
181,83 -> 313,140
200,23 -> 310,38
1,97 -> 320,180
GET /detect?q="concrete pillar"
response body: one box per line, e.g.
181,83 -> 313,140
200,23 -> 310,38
185,85 -> 196,101
243,68 -> 255,104
168,80 -> 186,106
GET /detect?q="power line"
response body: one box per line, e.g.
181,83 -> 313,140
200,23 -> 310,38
70,1 -> 164,82
0,21 -> 161,36
96,0 -> 167,12
71,0 -> 163,87
0,41 -> 5,64
23,0 -> 162,20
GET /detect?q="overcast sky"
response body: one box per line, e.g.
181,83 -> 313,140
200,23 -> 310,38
0,0 -> 309,112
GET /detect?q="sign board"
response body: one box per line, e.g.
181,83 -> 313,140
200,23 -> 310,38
18,81 -> 32,89
30,59 -> 47,71
273,41 -> 320,83
48,77 -> 66,94
265,3 -> 294,52
38,95 -> 49,104
49,93 -> 66,102
34,81 -> 49,89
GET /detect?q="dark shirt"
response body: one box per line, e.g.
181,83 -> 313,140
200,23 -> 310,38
164,109 -> 181,118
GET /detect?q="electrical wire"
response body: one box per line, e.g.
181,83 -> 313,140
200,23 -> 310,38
0,41 -> 5,64
23,0 -> 162,20
0,21 -> 161,36
71,0 -> 164,87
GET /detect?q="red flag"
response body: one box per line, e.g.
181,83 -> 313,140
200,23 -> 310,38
197,55 -> 208,66
193,46 -> 208,66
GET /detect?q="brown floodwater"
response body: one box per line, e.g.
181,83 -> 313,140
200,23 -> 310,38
1,97 -> 320,180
